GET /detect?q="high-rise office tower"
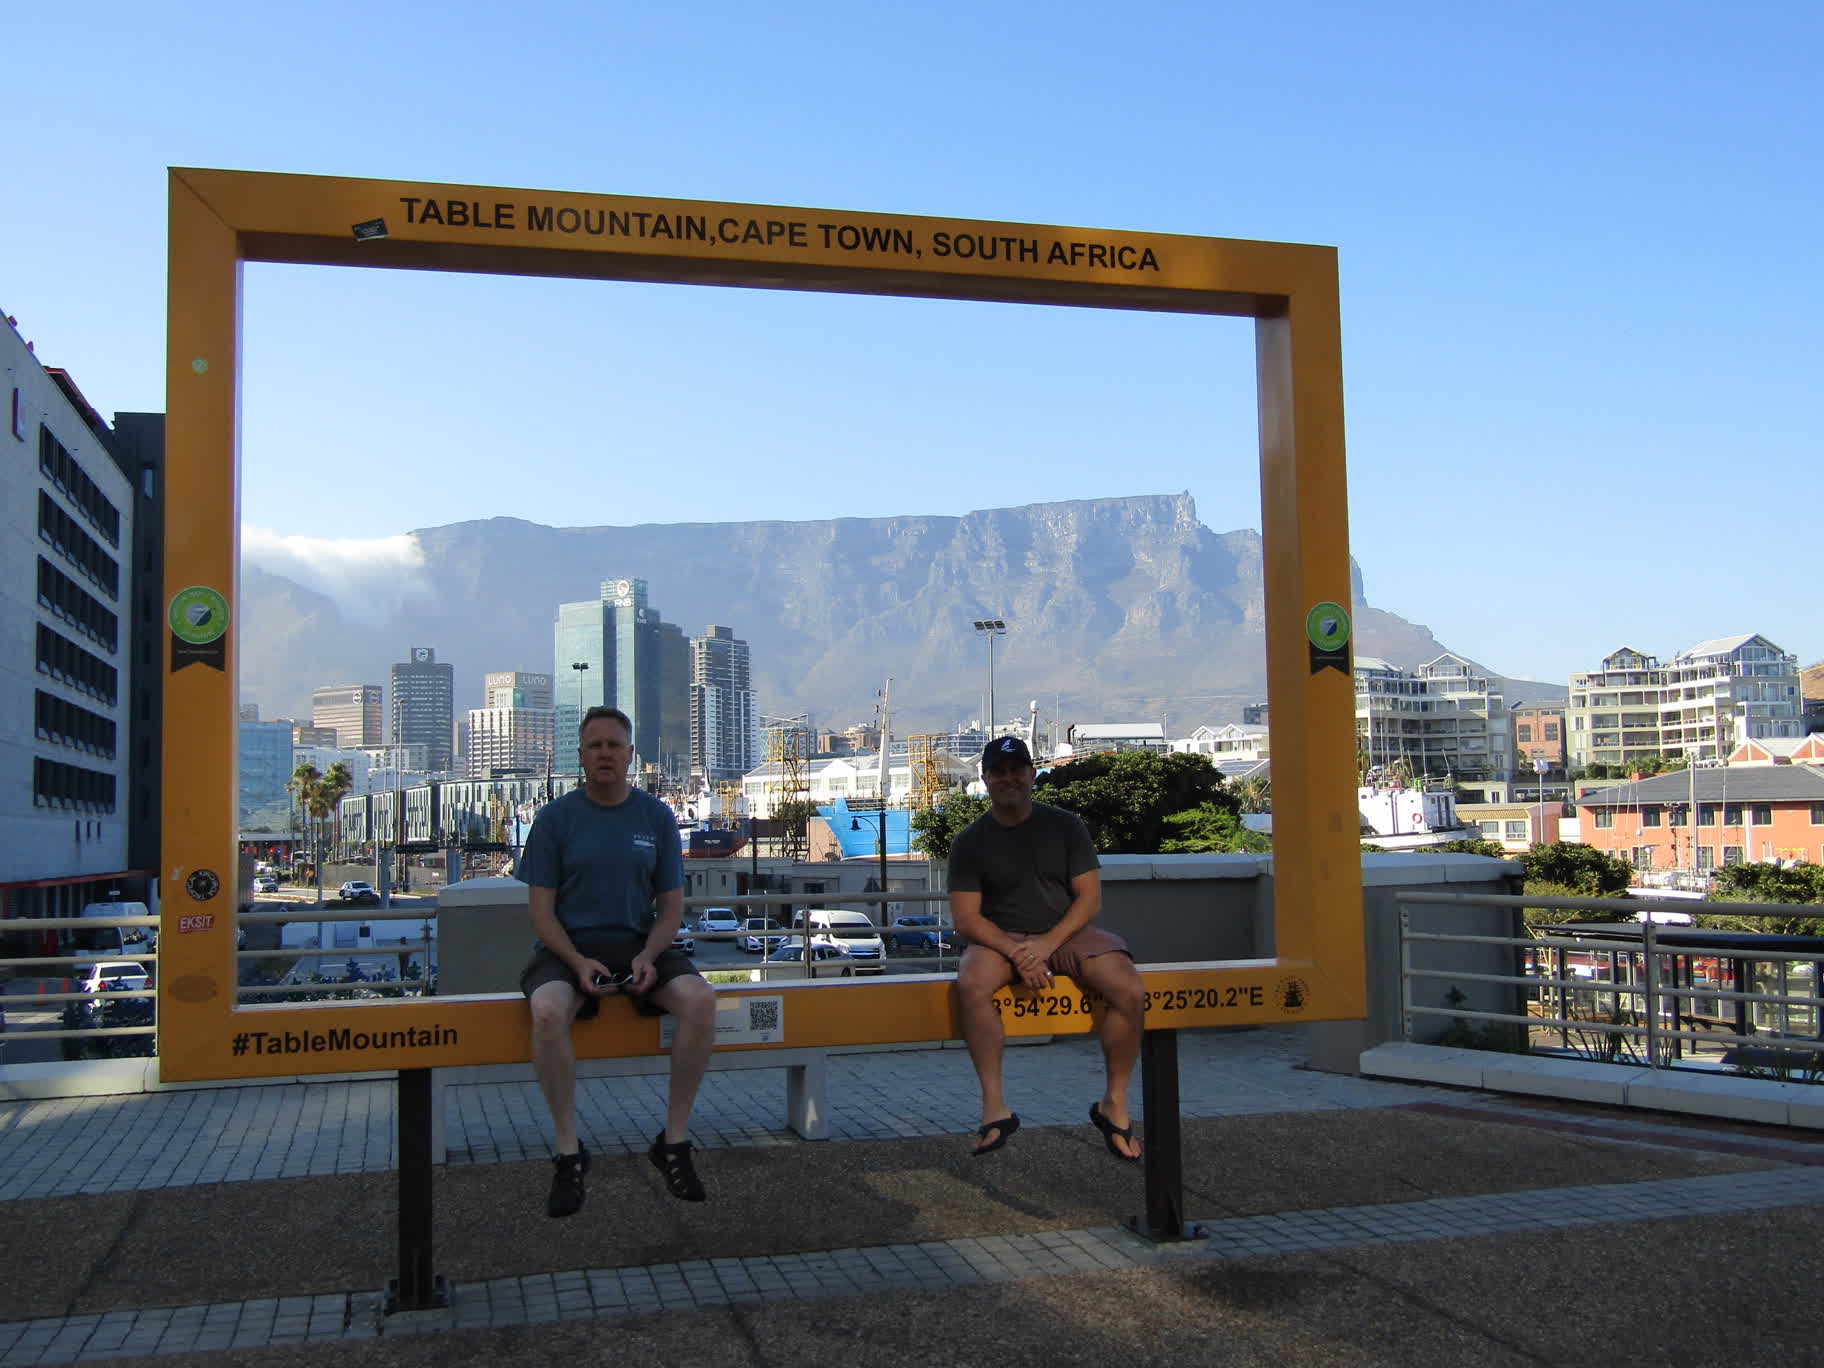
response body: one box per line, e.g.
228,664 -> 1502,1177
389,647 -> 454,773
690,625 -> 758,782
552,578 -> 690,780
311,684 -> 383,749
466,671 -> 555,779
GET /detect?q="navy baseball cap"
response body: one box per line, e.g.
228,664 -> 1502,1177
981,736 -> 1033,772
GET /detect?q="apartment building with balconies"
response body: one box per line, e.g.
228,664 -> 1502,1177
1355,654 -> 1510,793
1565,635 -> 1803,771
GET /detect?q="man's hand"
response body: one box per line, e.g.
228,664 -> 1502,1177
1009,938 -> 1054,991
628,950 -> 659,995
578,958 -> 615,996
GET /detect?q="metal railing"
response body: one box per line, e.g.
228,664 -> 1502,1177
1398,890 -> 1824,1077
0,888 -> 961,1054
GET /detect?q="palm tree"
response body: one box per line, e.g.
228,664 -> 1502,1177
321,762 -> 355,872
288,762 -> 325,903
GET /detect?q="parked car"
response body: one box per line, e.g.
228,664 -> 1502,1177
753,942 -> 855,980
794,909 -> 886,973
336,881 -> 380,905
737,917 -> 789,953
671,928 -> 697,955
885,915 -> 962,954
252,874 -> 280,894
694,908 -> 742,935
76,961 -> 150,995
61,962 -> 155,1060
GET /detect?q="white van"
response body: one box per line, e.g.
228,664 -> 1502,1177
795,909 -> 885,973
77,901 -> 152,957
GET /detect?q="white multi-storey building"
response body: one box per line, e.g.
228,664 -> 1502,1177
1565,635 -> 1803,770
690,625 -> 757,783
1,315 -> 157,918
463,706 -> 555,781
1355,654 -> 1511,788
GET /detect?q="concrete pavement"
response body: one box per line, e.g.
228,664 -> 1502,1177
3,1027 -> 1824,1365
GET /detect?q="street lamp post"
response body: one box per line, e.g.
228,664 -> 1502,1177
570,661 -> 590,778
1533,756 -> 1549,844
973,619 -> 1006,740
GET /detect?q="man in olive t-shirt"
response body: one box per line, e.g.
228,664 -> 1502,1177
947,737 -> 1146,1161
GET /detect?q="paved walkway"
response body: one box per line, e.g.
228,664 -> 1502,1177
5,1029 -> 1824,1366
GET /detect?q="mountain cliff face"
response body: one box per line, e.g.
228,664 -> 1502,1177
238,493 -> 1510,733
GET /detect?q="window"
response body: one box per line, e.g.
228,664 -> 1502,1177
1544,723 -> 1559,741
1632,846 -> 1655,869
34,690 -> 116,759
36,557 -> 117,652
1698,804 -> 1718,826
36,491 -> 119,599
34,623 -> 118,705
32,756 -> 116,812
1517,724 -> 1532,742
1722,846 -> 1744,867
1594,810 -> 1615,829
1479,821 -> 1501,838
1642,807 -> 1661,827
1504,820 -> 1527,841
1751,805 -> 1772,825
1724,804 -> 1741,825
38,426 -> 121,546
1697,846 -> 1716,870
1812,804 -> 1824,825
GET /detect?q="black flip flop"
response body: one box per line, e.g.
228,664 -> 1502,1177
972,1114 -> 1020,1156
1089,1103 -> 1142,1162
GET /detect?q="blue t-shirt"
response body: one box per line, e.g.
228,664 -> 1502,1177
516,787 -> 683,936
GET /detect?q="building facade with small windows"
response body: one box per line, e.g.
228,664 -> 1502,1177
2,315 -> 161,919
312,683 -> 384,749
389,646 -> 454,773
1573,762 -> 1824,872
1511,704 -> 1565,772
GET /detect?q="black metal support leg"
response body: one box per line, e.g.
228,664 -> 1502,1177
1127,1027 -> 1204,1243
388,1067 -> 448,1313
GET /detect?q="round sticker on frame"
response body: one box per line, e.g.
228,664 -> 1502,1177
1305,602 -> 1350,652
169,586 -> 230,645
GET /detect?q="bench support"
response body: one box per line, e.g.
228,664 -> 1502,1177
1128,1028 -> 1204,1244
388,1068 -> 448,1314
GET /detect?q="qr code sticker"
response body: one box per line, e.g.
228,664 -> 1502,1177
747,999 -> 782,1032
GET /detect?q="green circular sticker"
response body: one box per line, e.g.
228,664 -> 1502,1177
169,586 -> 230,644
1305,602 -> 1350,651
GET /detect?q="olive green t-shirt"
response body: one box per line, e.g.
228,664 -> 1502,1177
946,802 -> 1099,935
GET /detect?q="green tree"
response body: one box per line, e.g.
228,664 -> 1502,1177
1232,774 -> 1271,814
911,795 -> 989,860
1516,842 -> 1633,932
1034,749 -> 1233,853
1427,838 -> 1507,859
1702,861 -> 1824,936
1159,803 -> 1272,854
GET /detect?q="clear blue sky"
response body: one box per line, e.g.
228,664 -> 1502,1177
6,2 -> 1819,687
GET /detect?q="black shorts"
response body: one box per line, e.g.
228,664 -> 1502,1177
519,928 -> 700,1020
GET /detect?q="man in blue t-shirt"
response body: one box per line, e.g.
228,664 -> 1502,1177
517,706 -> 716,1216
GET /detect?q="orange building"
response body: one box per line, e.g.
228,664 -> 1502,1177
1574,761 -> 1824,872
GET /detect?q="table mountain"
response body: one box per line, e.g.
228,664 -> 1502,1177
238,493 -> 1531,734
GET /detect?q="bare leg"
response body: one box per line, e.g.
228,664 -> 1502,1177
1076,953 -> 1145,1159
955,946 -> 1019,1147
651,974 -> 717,1143
529,980 -> 585,1153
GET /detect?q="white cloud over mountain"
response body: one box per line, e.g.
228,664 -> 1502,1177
241,526 -> 435,625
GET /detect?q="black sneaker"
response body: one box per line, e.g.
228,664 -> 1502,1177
547,1142 -> 590,1218
648,1132 -> 705,1202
